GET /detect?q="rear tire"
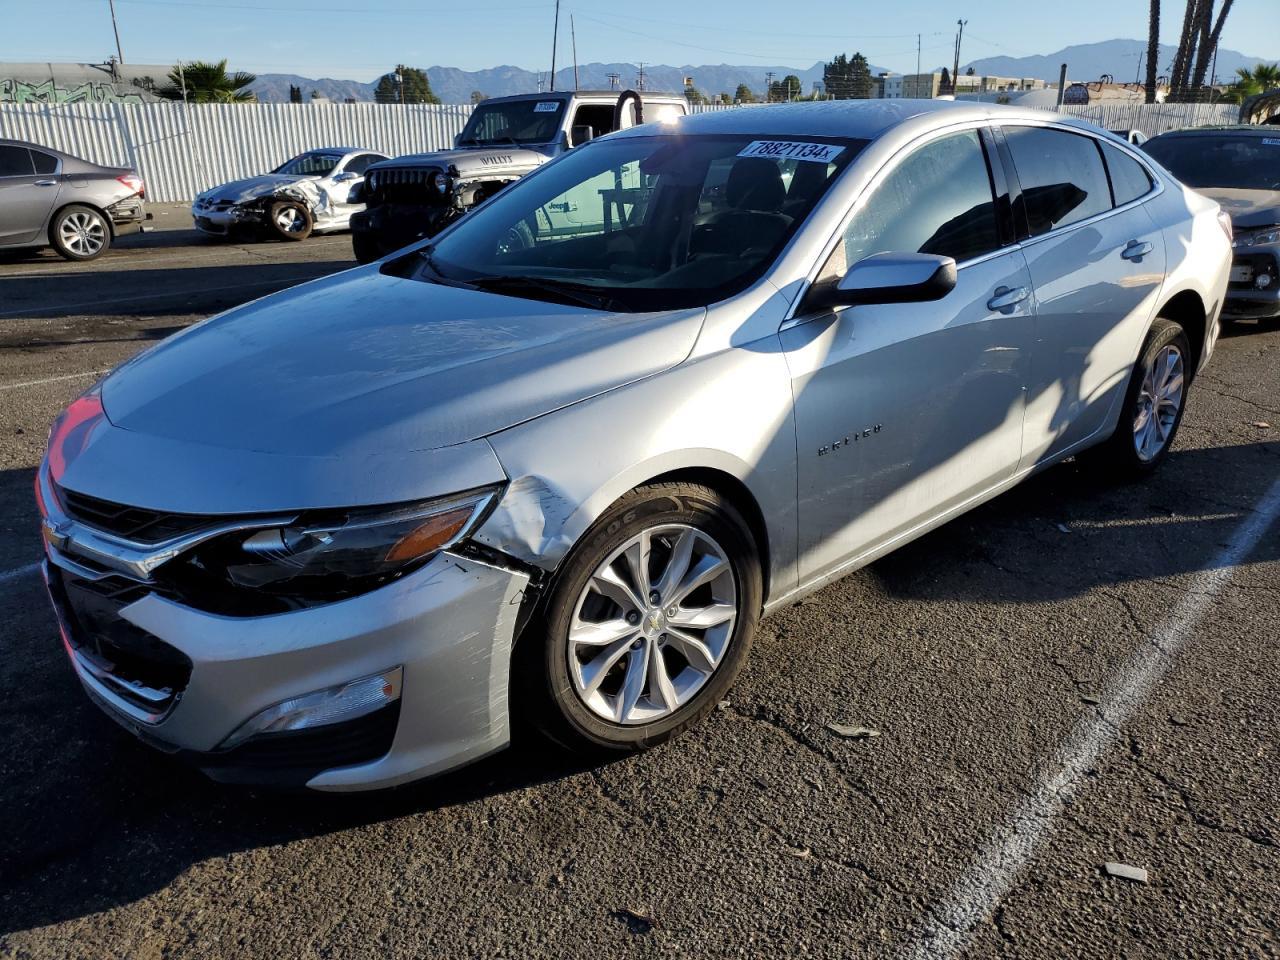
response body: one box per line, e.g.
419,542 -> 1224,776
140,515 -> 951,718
266,200 -> 313,241
517,482 -> 761,757
50,205 -> 111,261
1084,317 -> 1191,479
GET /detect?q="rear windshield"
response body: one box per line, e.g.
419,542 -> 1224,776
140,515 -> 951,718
401,133 -> 866,312
459,100 -> 567,146
1143,135 -> 1280,191
274,153 -> 342,176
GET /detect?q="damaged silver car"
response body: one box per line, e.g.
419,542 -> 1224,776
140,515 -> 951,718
40,101 -> 1229,790
192,148 -> 388,241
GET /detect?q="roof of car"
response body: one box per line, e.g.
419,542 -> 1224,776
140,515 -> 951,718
478,90 -> 685,104
616,99 -> 1073,141
1145,125 -> 1272,139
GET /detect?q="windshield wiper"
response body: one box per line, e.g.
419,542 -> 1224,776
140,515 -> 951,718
466,275 -> 618,311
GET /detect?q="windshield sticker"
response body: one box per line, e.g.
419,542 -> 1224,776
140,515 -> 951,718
534,101 -> 559,113
737,140 -> 845,163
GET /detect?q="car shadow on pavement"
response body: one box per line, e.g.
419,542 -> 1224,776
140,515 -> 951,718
865,438 -> 1280,604
1,440 -> 1276,934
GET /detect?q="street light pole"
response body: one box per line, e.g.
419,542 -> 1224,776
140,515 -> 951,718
549,0 -> 560,92
107,0 -> 125,64
952,19 -> 967,95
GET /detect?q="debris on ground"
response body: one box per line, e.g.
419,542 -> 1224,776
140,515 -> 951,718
1081,695 -> 1100,705
1252,421 -> 1271,429
613,908 -> 657,934
782,845 -> 812,859
826,722 -> 880,739
1103,862 -> 1149,883
718,700 -> 731,711
1169,713 -> 1189,726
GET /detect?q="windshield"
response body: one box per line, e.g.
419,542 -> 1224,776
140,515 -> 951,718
458,99 -> 566,146
410,134 -> 864,312
1144,134 -> 1280,191
273,152 -> 342,176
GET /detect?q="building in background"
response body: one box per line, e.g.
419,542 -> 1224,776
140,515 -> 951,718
0,62 -> 169,103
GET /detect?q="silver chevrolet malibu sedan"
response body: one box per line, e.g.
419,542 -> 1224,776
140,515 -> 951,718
38,101 -> 1232,790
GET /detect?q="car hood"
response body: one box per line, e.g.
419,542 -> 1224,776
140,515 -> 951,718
100,266 -> 705,461
1198,187 -> 1280,230
199,174 -> 316,203
371,147 -> 548,179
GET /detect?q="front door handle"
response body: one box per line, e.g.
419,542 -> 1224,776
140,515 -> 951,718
34,179 -> 58,187
987,285 -> 1030,311
1122,239 -> 1154,261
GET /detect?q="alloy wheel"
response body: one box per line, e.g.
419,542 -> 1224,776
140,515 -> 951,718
1133,343 -> 1185,462
275,206 -> 305,232
568,524 -> 738,725
58,211 -> 106,257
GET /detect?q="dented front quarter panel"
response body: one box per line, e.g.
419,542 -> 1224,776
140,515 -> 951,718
473,281 -> 802,604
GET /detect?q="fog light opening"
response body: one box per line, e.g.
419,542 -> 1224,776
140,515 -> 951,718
219,667 -> 403,750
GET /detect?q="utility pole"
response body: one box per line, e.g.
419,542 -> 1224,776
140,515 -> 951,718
637,62 -> 647,90
549,0 -> 560,91
952,19 -> 967,95
765,71 -> 775,101
571,14 -> 579,91
107,0 -> 125,64
607,72 -> 620,90
915,34 -> 921,97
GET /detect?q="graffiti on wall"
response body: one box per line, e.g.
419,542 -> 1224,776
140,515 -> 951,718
1,78 -> 153,104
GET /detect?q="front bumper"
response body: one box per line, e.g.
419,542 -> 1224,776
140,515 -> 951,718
44,549 -> 530,791
1223,248 -> 1280,319
191,206 -> 239,236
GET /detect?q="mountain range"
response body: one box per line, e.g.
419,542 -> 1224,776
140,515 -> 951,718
247,39 -> 1277,104
249,60 -> 887,104
960,38 -> 1274,85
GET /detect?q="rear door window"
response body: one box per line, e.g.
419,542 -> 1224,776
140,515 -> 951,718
1004,127 -> 1112,235
0,146 -> 35,177
29,149 -> 59,175
1100,142 -> 1154,206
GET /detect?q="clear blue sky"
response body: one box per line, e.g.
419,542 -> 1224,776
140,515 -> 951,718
11,0 -> 1280,79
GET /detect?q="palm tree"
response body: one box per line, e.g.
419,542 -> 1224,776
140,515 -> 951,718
1222,62 -> 1280,103
157,60 -> 257,103
1145,0 -> 1160,103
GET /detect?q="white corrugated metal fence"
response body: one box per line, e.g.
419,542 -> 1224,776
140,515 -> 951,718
0,100 -> 1240,203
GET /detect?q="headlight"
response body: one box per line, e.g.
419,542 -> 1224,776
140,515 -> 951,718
185,486 -> 502,602
1249,228 -> 1279,247
432,172 -> 450,195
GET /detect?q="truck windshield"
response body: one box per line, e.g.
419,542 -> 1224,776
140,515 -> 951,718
414,133 -> 865,312
458,99 -> 566,145
1144,135 -> 1280,191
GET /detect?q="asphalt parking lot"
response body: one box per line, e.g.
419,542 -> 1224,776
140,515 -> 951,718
0,209 -> 1277,959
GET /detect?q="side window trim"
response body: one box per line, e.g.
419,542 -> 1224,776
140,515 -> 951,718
979,126 -> 1017,247
1099,140 -> 1158,211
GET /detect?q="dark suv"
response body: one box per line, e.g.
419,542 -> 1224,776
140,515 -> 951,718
0,138 -> 148,261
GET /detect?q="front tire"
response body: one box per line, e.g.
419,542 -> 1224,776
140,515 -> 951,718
351,231 -> 383,264
50,205 -> 111,261
520,482 -> 761,755
1086,317 -> 1191,478
266,200 -> 313,241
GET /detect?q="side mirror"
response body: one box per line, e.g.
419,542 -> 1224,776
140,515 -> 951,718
806,252 -> 957,311
333,171 -> 359,182
570,124 -> 594,147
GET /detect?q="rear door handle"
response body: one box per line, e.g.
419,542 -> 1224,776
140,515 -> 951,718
34,179 -> 58,187
1122,239 -> 1154,261
987,285 -> 1029,311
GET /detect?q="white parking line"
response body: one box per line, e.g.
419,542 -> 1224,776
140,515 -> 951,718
0,273 -> 332,320
902,473 -> 1280,960
0,562 -> 39,586
0,370 -> 108,391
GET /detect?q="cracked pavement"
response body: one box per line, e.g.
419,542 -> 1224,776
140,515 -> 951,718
0,210 -> 1277,958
